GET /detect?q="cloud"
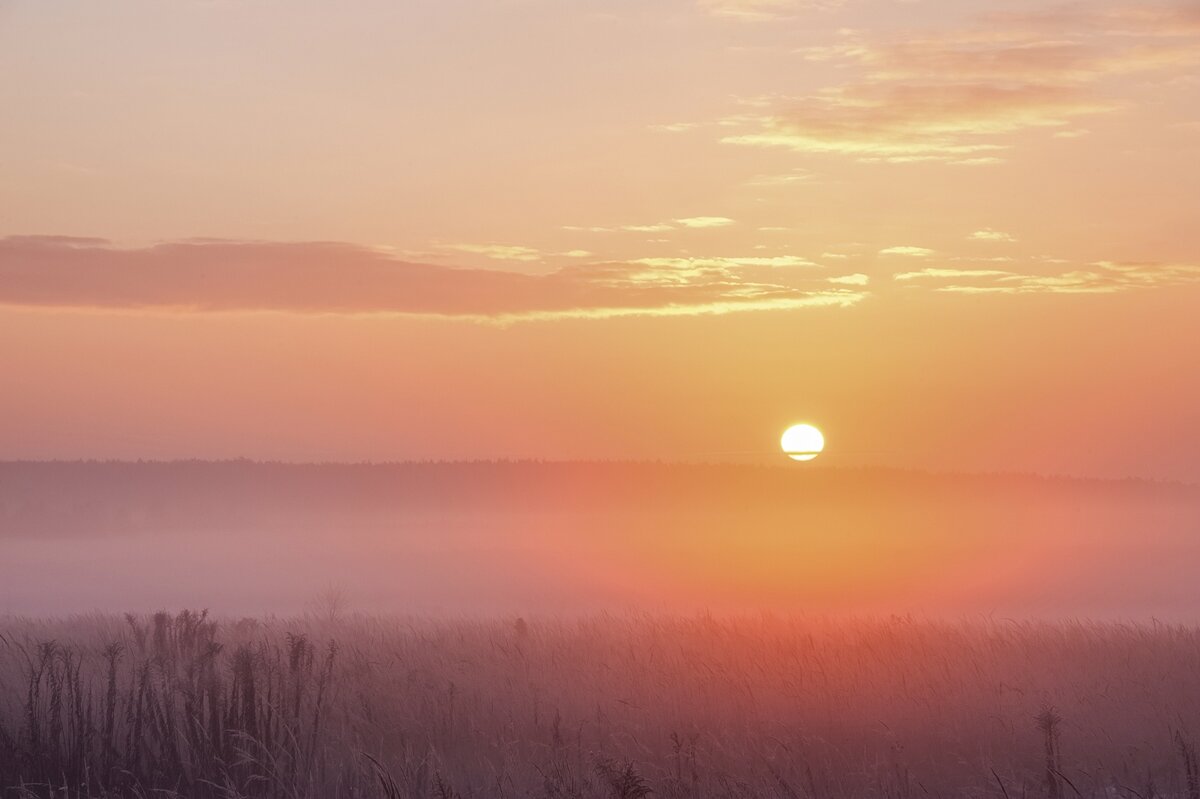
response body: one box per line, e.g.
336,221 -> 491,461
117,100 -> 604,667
895,260 -> 1200,294
853,38 -> 1200,84
698,0 -> 842,21
625,224 -> 677,233
0,236 -> 862,323
894,268 -> 1015,280
950,157 -> 1005,166
828,273 -> 870,285
745,169 -> 813,187
439,244 -> 594,262
718,4 -> 1199,163
439,243 -> 544,261
675,216 -> 737,228
563,217 -> 734,233
969,229 -> 1017,242
880,246 -> 936,256
9,238 -> 1189,322
984,5 -> 1200,39
629,255 -> 820,269
562,223 -> 675,233
723,84 -> 1111,162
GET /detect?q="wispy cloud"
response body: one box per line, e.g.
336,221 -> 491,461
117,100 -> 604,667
675,216 -> 737,228
564,217 -> 736,233
562,223 -> 675,233
895,260 -> 1200,294
698,0 -> 842,21
880,246 -> 936,257
849,37 -> 1200,84
439,243 -> 544,261
0,236 -> 862,323
828,273 -> 870,285
894,268 -> 1015,281
716,4 -> 1200,163
629,255 -> 819,269
745,169 -> 813,187
438,244 -> 594,262
984,5 -> 1200,39
969,229 -> 1017,242
722,84 -> 1111,163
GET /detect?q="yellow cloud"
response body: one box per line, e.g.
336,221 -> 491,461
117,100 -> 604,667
630,255 -> 818,269
564,218 -> 734,233
441,244 -> 543,261
480,292 -> 862,324
675,216 -> 738,228
894,268 -> 1014,280
969,229 -> 1016,242
898,260 -> 1200,294
880,246 -> 936,257
562,223 -> 675,233
442,245 -> 593,261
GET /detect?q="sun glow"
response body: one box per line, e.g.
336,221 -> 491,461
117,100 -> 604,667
781,423 -> 825,462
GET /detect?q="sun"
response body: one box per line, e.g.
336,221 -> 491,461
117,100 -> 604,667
781,423 -> 825,462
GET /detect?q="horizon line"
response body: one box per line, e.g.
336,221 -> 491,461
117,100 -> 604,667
1,457 -> 1194,489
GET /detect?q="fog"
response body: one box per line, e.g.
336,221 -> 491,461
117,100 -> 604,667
2,461 -> 1197,618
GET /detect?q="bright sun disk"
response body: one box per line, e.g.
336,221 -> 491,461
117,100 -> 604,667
781,423 -> 824,462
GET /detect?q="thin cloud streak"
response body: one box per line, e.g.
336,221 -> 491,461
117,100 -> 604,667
895,261 -> 1200,294
970,229 -> 1017,242
880,246 -> 936,257
0,236 -> 863,323
698,0 -> 843,21
563,217 -> 736,234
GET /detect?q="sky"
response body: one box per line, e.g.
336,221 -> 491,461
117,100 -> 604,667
1,0 -> 1198,480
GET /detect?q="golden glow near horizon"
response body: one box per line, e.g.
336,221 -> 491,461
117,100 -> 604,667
781,424 -> 825,462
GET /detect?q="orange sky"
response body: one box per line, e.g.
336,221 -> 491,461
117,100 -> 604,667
0,0 -> 1198,480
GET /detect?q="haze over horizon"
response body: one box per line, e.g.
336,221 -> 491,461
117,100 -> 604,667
4,457 -> 1199,488
1,460 -> 1197,618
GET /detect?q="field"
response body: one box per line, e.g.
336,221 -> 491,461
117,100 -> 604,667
4,611 -> 1200,798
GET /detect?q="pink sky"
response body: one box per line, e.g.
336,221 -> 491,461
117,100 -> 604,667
0,0 -> 1198,480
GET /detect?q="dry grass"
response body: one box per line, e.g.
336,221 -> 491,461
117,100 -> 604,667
3,612 -> 1200,797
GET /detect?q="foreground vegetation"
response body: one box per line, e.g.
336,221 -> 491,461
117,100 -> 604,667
3,612 -> 1200,797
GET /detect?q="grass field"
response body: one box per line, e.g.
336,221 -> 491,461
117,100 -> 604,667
3,611 -> 1200,798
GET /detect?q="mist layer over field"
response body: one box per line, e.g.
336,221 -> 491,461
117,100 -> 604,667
2,461 -> 1198,618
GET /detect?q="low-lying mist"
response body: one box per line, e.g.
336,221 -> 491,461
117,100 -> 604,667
2,461 -> 1198,619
